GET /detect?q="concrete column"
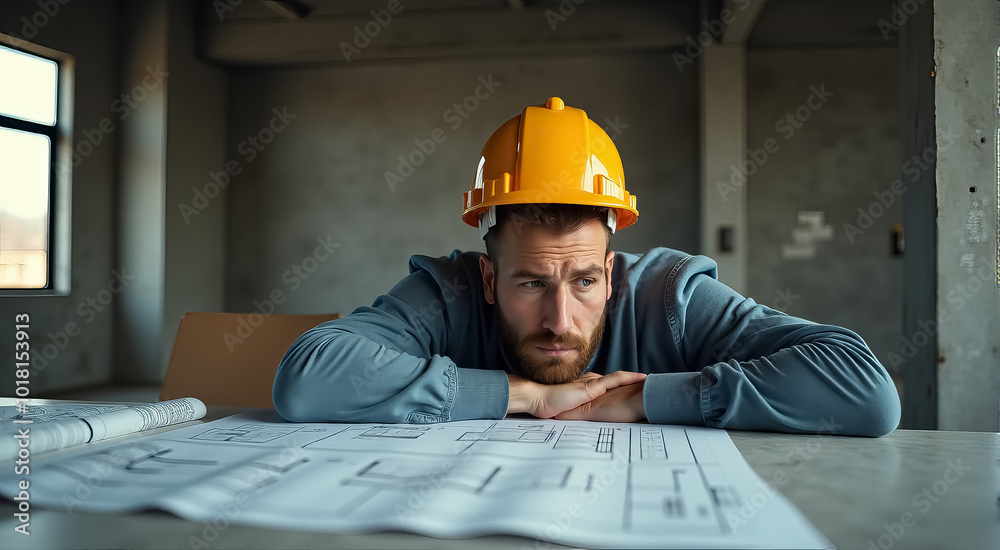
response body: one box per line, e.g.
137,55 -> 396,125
900,0 -> 1000,431
116,0 -> 226,383
115,0 -> 168,383
701,43 -> 748,295
932,0 -> 1000,431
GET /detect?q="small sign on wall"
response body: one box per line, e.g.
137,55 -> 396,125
781,211 -> 833,260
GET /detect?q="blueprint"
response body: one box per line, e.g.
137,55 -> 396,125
0,399 -> 206,460
0,402 -> 128,422
0,410 -> 833,549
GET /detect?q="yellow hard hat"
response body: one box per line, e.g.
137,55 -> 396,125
462,97 -> 638,238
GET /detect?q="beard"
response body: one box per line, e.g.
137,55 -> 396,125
496,299 -> 606,385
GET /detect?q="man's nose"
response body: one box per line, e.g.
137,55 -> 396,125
542,285 -> 574,336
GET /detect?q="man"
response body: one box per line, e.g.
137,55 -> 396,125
273,97 -> 901,436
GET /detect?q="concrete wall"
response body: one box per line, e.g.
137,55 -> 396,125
115,0 -> 227,384
746,48 -> 902,374
0,2 -> 913,404
0,0 -> 119,395
161,0 -> 227,377
225,52 -> 699,316
226,46 -> 905,384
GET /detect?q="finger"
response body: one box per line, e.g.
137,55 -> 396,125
576,372 -> 602,382
590,370 -> 646,391
554,402 -> 590,420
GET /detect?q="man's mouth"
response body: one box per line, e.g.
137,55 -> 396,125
535,346 -> 575,357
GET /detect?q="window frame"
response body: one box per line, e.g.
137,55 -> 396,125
0,33 -> 73,296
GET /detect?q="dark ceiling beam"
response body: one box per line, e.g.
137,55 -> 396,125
747,0 -> 898,47
201,2 -> 699,66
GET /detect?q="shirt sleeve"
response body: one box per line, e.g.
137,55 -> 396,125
272,269 -> 510,423
642,256 -> 901,437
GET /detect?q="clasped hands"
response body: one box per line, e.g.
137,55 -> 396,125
506,370 -> 647,422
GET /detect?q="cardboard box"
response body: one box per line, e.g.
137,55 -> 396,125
159,312 -> 340,408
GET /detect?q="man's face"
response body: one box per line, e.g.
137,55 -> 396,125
479,219 -> 614,384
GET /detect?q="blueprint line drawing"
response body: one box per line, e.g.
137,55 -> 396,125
191,424 -> 304,443
356,426 -> 429,439
640,426 -> 668,460
458,423 -> 555,443
0,403 -> 128,422
0,409 -> 833,549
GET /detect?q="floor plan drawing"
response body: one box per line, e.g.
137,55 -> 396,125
0,410 -> 832,549
457,422 -> 555,443
356,426 -> 430,439
192,423 -> 306,443
553,425 -> 614,453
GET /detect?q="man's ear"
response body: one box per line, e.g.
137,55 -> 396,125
604,250 -> 614,301
480,253 -> 496,305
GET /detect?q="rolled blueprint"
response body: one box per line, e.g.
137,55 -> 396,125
1,398 -> 207,461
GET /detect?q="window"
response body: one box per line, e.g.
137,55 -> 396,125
0,35 -> 72,294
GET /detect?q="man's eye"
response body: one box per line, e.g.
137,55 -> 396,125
579,278 -> 595,288
522,281 -> 544,288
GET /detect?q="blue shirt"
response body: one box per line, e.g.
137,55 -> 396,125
273,248 -> 900,436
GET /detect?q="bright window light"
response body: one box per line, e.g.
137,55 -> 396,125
0,127 -> 50,288
0,45 -> 58,126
